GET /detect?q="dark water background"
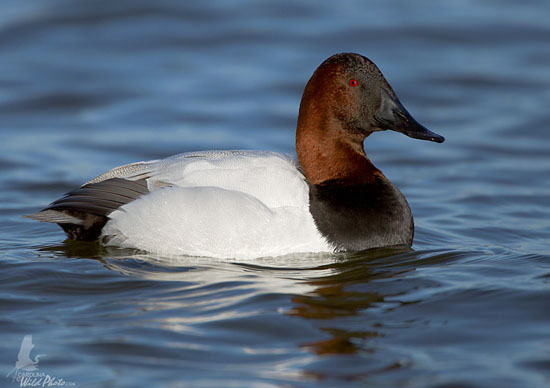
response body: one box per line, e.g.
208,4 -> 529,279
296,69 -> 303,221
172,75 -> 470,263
1,1 -> 549,387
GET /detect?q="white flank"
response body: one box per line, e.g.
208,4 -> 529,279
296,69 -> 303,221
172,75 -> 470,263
100,151 -> 332,258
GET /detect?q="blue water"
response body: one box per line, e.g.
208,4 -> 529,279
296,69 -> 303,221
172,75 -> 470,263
1,1 -> 550,387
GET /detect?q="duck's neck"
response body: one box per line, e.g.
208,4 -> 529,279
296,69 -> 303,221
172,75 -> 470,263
296,111 -> 383,185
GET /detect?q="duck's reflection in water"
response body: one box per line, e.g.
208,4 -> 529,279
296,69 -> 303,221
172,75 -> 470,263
285,247 -> 412,354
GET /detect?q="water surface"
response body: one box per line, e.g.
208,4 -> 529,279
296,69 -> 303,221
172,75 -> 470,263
1,1 -> 549,387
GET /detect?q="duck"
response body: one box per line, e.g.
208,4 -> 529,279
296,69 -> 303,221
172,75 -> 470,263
27,53 -> 444,259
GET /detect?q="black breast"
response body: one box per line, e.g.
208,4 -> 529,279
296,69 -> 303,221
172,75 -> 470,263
308,177 -> 413,251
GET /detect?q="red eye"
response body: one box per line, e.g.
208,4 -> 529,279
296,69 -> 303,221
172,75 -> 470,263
349,79 -> 358,87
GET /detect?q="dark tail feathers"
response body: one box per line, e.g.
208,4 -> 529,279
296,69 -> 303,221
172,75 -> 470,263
26,178 -> 149,241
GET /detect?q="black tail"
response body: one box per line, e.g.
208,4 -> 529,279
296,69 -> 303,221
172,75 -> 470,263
26,178 -> 149,241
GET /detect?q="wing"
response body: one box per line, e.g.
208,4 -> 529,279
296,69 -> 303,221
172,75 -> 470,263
84,150 -> 295,184
26,150 -> 306,243
87,150 -> 304,208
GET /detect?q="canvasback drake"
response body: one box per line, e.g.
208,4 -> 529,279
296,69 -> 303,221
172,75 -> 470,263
28,53 -> 444,259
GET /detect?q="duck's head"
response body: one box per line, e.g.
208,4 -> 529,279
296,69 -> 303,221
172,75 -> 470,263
298,52 -> 444,143
296,53 -> 444,184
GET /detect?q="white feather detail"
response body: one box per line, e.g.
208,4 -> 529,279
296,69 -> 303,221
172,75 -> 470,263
100,151 -> 332,258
